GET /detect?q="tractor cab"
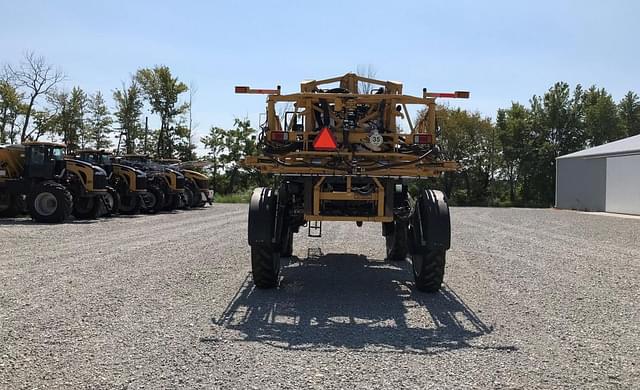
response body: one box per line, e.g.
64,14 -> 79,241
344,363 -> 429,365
22,142 -> 66,179
76,149 -> 113,176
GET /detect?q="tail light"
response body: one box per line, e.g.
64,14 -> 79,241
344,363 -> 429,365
413,134 -> 433,145
269,131 -> 289,142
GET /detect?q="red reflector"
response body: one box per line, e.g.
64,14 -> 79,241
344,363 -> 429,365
413,134 -> 433,144
313,127 -> 338,151
270,131 -> 289,142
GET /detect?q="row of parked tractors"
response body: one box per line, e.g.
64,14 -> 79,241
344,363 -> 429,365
0,142 -> 213,223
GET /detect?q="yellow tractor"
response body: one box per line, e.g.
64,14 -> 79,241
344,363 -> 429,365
0,142 -> 108,222
156,159 -> 213,208
120,154 -> 186,212
238,73 -> 467,292
76,150 -> 148,214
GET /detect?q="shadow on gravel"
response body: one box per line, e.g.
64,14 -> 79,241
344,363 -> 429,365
0,218 -> 100,225
209,253 -> 515,355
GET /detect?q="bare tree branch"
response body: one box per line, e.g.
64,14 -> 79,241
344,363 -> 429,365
4,51 -> 65,141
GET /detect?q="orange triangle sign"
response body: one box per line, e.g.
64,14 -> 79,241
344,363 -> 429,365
313,127 -> 338,151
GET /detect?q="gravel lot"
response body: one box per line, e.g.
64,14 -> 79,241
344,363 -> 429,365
1,205 -> 639,389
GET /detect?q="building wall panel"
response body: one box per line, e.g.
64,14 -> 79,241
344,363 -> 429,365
605,154 -> 640,215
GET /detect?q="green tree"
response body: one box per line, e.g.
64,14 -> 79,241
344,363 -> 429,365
86,91 -> 113,149
201,125 -> 226,192
173,119 -> 196,161
0,79 -> 23,144
46,87 -> 86,150
135,66 -> 189,158
113,81 -> 144,154
618,91 -> 640,137
419,107 -> 495,205
496,103 -> 528,202
220,118 -> 257,194
583,86 -> 621,146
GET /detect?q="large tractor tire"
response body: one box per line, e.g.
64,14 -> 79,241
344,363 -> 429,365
72,196 -> 102,220
280,227 -> 294,258
0,190 -> 21,218
142,185 -> 165,214
119,194 -> 141,215
27,181 -> 72,223
385,220 -> 408,262
411,249 -> 447,293
160,185 -> 175,211
248,187 -> 281,288
101,186 -> 120,217
408,189 -> 451,293
171,193 -> 182,210
182,187 -> 194,210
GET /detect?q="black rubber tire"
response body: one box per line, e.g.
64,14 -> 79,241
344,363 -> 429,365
251,244 -> 280,288
0,191 -> 20,217
186,183 -> 200,208
142,185 -> 165,214
27,181 -> 72,223
281,228 -> 293,257
181,188 -> 193,210
385,220 -> 408,262
101,186 -> 120,217
161,193 -> 177,211
412,249 -> 446,293
72,196 -> 102,220
119,194 -> 141,215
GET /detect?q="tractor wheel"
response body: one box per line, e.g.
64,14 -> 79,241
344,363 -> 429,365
174,194 -> 181,209
0,190 -> 20,218
280,228 -> 294,257
119,194 -> 141,215
142,185 -> 165,214
411,249 -> 446,293
72,196 -> 101,220
27,181 -> 72,223
182,187 -> 194,209
101,186 -> 120,217
385,220 -> 408,262
248,187 -> 281,288
161,194 -> 176,211
408,189 -> 451,293
251,245 -> 280,288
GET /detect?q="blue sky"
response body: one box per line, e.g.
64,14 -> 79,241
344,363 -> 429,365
1,0 -> 639,151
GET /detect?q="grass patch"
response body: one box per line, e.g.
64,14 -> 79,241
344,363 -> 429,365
214,190 -> 252,203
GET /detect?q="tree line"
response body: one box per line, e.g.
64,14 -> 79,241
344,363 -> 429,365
427,82 -> 640,207
0,52 -> 195,159
3,52 -> 639,203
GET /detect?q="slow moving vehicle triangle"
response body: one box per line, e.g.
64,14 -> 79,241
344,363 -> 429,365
313,127 -> 338,151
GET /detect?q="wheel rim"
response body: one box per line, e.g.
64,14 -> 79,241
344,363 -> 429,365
34,192 -> 58,216
146,192 -> 157,208
104,193 -> 114,210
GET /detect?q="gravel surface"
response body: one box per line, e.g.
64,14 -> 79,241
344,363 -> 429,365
1,205 -> 639,389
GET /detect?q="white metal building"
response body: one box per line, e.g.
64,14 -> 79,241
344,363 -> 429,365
556,134 -> 640,215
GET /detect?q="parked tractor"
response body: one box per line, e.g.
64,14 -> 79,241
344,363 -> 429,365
120,154 -> 186,212
238,73 -> 467,292
0,142 -> 109,222
76,149 -> 148,214
155,159 -> 213,208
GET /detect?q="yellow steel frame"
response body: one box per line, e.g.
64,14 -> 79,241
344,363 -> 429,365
306,176 -> 391,222
239,73 -> 467,223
